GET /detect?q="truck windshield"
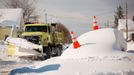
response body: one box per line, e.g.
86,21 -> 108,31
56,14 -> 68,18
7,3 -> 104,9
25,26 -> 47,32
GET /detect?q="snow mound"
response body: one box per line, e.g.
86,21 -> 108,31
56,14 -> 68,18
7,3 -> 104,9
127,42 -> 134,51
0,41 -> 7,59
61,28 -> 127,58
119,19 -> 134,30
8,28 -> 134,75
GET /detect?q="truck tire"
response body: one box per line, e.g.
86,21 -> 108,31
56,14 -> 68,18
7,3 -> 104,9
43,46 -> 52,59
57,47 -> 61,56
56,45 -> 63,56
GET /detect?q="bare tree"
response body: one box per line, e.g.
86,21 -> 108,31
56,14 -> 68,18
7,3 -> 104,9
3,0 -> 36,22
56,23 -> 72,44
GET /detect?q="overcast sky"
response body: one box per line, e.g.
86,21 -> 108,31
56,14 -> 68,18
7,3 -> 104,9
35,0 -> 134,36
0,0 -> 134,36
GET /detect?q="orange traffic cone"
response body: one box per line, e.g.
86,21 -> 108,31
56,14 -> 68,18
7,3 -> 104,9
93,16 -> 99,30
71,31 -> 80,49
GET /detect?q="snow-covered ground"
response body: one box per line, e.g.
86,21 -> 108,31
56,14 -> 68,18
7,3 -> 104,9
127,42 -> 134,51
1,28 -> 134,75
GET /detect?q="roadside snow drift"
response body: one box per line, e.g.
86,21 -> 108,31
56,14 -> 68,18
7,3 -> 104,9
9,28 -> 134,75
61,28 -> 127,58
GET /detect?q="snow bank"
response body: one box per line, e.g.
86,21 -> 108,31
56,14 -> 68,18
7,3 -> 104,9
9,58 -> 134,75
118,19 -> 134,31
8,28 -> 134,75
0,41 -> 7,59
127,42 -> 134,51
61,28 -> 127,58
0,41 -> 6,51
78,28 -> 127,51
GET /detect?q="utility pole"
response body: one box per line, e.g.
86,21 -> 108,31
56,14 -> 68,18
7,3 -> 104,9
44,9 -> 47,24
125,1 -> 128,41
45,13 -> 47,24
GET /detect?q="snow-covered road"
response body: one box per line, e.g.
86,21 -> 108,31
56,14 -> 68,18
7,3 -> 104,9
1,28 -> 134,75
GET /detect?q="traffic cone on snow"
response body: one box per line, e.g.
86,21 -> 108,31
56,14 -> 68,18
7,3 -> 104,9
93,16 -> 99,30
71,31 -> 80,49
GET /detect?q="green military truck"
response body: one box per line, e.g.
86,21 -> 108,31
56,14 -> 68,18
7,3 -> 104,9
21,23 -> 64,59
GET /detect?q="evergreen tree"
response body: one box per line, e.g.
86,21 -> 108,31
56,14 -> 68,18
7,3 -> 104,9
114,5 -> 124,28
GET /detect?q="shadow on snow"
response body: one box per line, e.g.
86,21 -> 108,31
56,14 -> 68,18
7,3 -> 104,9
9,64 -> 60,75
127,50 -> 134,53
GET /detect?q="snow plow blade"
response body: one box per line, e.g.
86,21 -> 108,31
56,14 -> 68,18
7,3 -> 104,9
5,37 -> 43,57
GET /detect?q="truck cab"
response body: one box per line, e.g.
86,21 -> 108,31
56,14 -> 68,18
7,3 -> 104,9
21,23 -> 64,59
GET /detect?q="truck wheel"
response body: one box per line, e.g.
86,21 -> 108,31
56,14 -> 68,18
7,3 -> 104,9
56,45 -> 63,56
43,46 -> 52,59
57,47 -> 61,56
59,45 -> 63,55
